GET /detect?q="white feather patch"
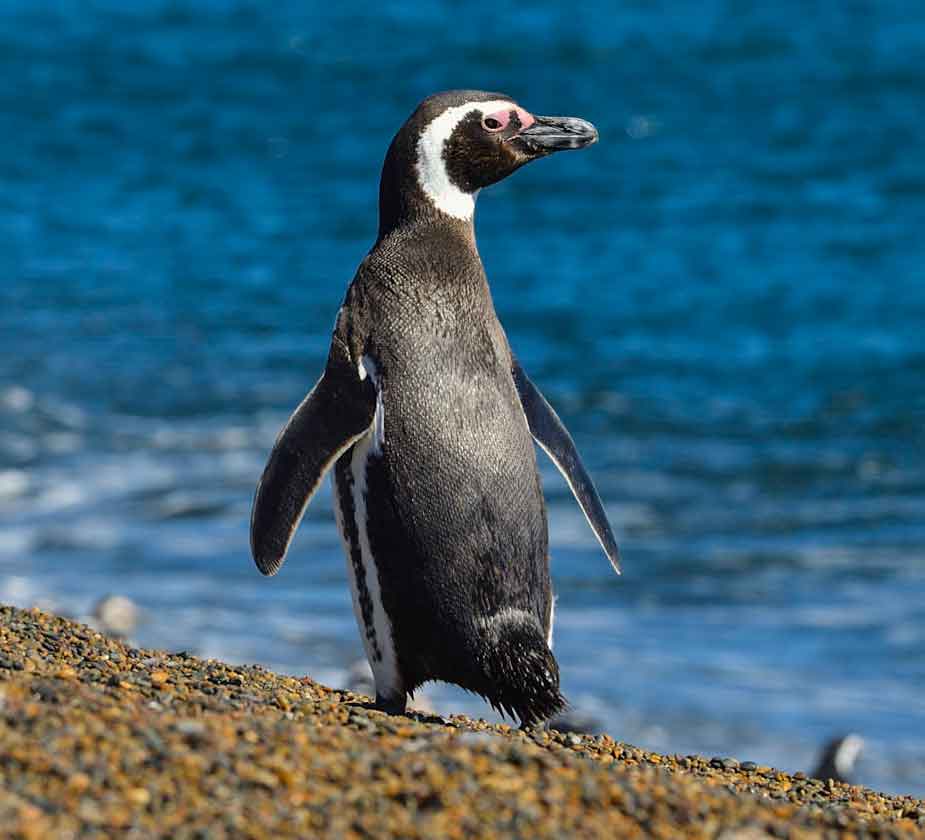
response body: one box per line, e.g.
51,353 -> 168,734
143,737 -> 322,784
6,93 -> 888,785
414,98 -> 514,220
547,592 -> 557,649
359,355 -> 385,455
335,363 -> 401,702
350,431 -> 401,699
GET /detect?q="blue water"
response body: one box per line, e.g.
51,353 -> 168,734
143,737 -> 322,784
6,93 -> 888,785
1,0 -> 923,796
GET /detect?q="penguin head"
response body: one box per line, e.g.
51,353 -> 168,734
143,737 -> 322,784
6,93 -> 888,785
378,90 -> 598,234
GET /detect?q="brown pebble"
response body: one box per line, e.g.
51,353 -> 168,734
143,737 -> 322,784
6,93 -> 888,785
126,787 -> 151,806
0,603 -> 920,840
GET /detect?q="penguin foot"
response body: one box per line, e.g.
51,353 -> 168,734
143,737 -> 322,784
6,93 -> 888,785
374,693 -> 407,716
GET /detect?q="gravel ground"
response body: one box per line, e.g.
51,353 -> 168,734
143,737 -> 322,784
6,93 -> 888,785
0,605 -> 922,839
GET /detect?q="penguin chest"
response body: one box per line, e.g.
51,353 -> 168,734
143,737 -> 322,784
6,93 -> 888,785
332,343 -> 550,690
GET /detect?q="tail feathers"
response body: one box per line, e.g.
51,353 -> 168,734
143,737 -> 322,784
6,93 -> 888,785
478,609 -> 565,726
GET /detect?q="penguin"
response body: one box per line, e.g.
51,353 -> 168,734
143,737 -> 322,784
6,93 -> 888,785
810,734 -> 865,784
250,90 -> 620,726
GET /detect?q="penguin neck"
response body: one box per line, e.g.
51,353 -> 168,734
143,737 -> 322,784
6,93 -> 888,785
376,134 -> 478,244
376,199 -> 477,248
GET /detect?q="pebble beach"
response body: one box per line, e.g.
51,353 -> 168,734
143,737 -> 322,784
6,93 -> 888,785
4,0 -> 925,797
0,604 -> 921,839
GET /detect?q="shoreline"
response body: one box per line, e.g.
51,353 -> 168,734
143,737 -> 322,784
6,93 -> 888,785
0,604 -> 922,838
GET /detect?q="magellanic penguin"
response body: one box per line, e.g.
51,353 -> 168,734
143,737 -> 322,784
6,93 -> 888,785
811,734 -> 865,784
251,90 -> 620,726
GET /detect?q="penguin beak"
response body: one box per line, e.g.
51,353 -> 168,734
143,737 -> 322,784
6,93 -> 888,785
511,115 -> 599,155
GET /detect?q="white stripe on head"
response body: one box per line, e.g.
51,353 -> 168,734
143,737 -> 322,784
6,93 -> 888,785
414,98 -> 514,221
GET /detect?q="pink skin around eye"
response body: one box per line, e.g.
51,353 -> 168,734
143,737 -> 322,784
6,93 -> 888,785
483,106 -> 535,132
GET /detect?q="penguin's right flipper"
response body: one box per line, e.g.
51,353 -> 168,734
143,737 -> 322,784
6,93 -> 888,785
512,358 -> 621,574
251,337 -> 375,576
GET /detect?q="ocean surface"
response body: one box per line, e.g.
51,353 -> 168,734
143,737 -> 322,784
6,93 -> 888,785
1,0 -> 923,796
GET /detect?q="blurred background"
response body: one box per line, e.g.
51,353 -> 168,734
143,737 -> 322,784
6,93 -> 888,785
1,0 -> 923,796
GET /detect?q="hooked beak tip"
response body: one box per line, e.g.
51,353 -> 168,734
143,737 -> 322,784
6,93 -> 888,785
516,115 -> 599,153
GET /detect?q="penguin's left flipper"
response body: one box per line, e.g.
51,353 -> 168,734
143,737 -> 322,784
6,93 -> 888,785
251,337 -> 375,576
513,359 -> 621,574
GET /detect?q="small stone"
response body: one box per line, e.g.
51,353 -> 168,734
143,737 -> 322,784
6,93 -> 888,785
77,800 -> 105,824
175,719 -> 207,742
92,595 -> 140,638
67,772 -> 91,793
126,787 -> 151,806
150,670 -> 169,686
457,731 -> 493,747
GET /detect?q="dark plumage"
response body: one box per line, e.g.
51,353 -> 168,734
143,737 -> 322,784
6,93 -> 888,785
251,90 -> 616,725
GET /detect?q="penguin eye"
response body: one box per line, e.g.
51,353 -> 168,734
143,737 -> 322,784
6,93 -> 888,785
481,110 -> 511,132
